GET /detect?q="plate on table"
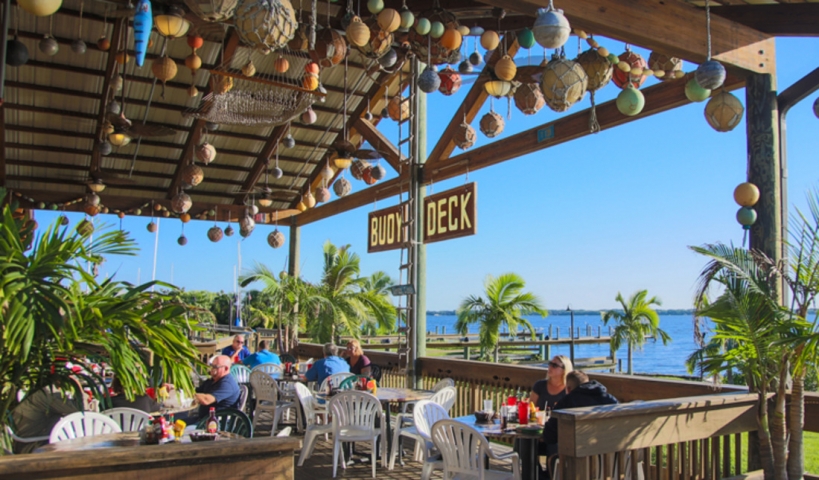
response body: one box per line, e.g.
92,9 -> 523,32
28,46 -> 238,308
515,424 -> 543,435
189,431 -> 219,442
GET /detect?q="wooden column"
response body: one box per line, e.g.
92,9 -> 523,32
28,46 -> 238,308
745,74 -> 782,293
413,85 -> 428,389
288,217 -> 300,278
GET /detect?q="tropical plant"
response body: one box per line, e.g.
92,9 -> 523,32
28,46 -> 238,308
0,199 -> 201,437
455,273 -> 547,362
601,290 -> 671,375
307,241 -> 395,343
360,271 -> 395,336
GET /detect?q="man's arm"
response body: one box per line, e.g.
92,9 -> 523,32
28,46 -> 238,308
195,393 -> 217,406
304,362 -> 319,382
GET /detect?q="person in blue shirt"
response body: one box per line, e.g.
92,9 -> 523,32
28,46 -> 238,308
221,335 -> 250,363
243,340 -> 281,368
304,343 -> 350,386
194,355 -> 241,419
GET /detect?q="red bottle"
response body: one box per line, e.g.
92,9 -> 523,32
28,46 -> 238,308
206,407 -> 218,434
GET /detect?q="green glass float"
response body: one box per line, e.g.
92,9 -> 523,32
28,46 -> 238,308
616,86 -> 644,116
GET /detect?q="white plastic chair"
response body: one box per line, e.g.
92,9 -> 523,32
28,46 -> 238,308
238,384 -> 249,412
432,378 -> 455,392
429,386 -> 457,413
102,408 -> 151,432
49,412 -> 122,443
296,383 -> 333,467
275,426 -> 292,437
388,400 -> 449,473
431,419 -> 520,480
249,371 -> 292,436
230,364 -> 251,384
391,386 -> 457,465
252,363 -> 283,376
317,372 -> 354,395
329,391 -> 386,478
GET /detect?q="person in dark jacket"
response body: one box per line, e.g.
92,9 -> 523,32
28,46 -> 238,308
541,371 -> 618,454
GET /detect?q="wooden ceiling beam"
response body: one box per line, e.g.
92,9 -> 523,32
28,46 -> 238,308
710,4 -> 819,37
352,117 -> 404,172
474,0 -> 774,75
427,72 -> 746,185
0,102 -> 5,187
294,175 -> 408,226
426,36 -> 519,171
234,124 -> 290,205
168,31 -> 241,199
5,174 -> 241,199
89,18 -> 125,174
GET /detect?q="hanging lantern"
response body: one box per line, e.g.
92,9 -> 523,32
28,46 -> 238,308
479,111 -> 505,138
494,55 -> 517,82
350,159 -> 371,180
616,86 -> 645,116
734,182 -> 760,207
234,0 -> 298,51
514,83 -> 546,115
518,28 -> 536,49
154,6 -> 191,38
303,191 -> 316,208
346,16 -> 370,47
309,28 -> 347,68
685,78 -> 711,103
181,164 -> 204,187
695,60 -> 726,91
419,66 -> 441,94
208,225 -> 224,242
438,67 -> 462,96
274,55 -> 290,73
736,207 -> 757,229
301,107 -> 317,124
454,121 -> 477,150
239,215 -> 256,237
480,31 -> 499,51
458,60 -> 473,74
532,4 -> 571,49
315,187 -> 331,203
334,154 -> 352,170
196,142 -> 217,164
387,96 -> 410,121
268,229 -> 286,248
540,56 -> 588,112
6,38 -> 29,67
353,17 -> 393,60
152,56 -> 178,86
39,36 -> 59,56
185,52 -> 202,73
108,132 -> 132,147
171,192 -> 193,214
225,224 -> 235,236
648,52 -> 682,82
612,50 -> 647,89
484,80 -> 512,98
576,49 -> 612,92
705,90 -> 744,132
18,0 -> 62,16
333,177 -> 352,197
377,8 -> 400,33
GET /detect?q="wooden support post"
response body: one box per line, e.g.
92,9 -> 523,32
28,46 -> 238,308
288,217 -> 300,278
746,73 -> 782,300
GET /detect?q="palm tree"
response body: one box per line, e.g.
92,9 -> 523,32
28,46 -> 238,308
455,273 -> 547,362
601,290 -> 671,375
359,271 -> 396,336
306,241 -> 395,343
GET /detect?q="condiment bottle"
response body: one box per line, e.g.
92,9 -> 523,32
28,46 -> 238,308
206,407 -> 218,434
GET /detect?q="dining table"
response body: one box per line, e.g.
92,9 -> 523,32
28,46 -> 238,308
454,414 -> 544,480
34,428 -> 242,453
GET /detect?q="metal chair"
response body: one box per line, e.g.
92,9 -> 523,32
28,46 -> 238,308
252,363 -> 283,376
49,412 -> 122,443
102,408 -> 152,432
295,383 -> 333,467
431,419 -> 520,480
230,364 -> 252,384
196,408 -> 253,438
328,391 -> 387,478
280,354 -> 297,364
249,370 -> 292,436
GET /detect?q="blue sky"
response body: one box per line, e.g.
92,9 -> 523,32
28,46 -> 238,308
32,37 -> 819,310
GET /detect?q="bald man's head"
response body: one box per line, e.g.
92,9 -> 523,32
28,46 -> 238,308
210,355 -> 232,380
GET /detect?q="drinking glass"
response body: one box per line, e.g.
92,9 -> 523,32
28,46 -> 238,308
536,410 -> 546,426
483,399 -> 493,412
507,395 -> 517,406
517,400 -> 529,424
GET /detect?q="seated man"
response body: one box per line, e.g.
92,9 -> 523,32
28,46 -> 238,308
541,371 -> 618,457
243,340 -> 281,369
194,355 -> 241,419
221,335 -> 251,363
304,343 -> 350,386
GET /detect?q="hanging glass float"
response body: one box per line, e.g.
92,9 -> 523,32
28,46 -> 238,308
6,37 -> 29,67
696,60 -> 726,91
685,78 -> 711,103
234,0 -> 298,50
184,0 -> 238,22
494,56 -> 517,82
309,27 -> 347,68
18,0 -> 62,16
704,90 -> 744,132
736,207 -> 757,230
532,1 -> 570,50
225,224 -> 235,236
353,17 -> 393,60
378,48 -> 398,68
350,159 -> 371,181
362,167 -> 378,185
576,49 -> 612,93
346,16 -> 371,47
377,8 -> 401,33
612,50 -> 647,89
370,164 -> 386,180
469,50 -> 483,67
367,0 -> 383,14
301,107 -> 317,124
147,221 -> 158,233
208,225 -> 224,242
514,83 -> 545,115
303,190 -> 316,208
39,36 -> 59,56
315,186 -> 331,203
439,66 -> 462,96
419,66 -> 441,94
387,96 -> 410,122
239,215 -> 256,237
408,8 -> 461,65
647,52 -> 682,82
480,111 -> 505,138
77,219 -> 95,237
440,28 -> 463,51
333,177 -> 352,197
415,18 -> 431,35
454,121 -> 477,150
540,54 -> 588,113
171,192 -> 193,214
274,55 -> 290,73
517,28 -> 536,49
98,141 -> 113,156
268,229 -> 286,248
458,60 -> 473,74
182,163 -> 204,187
616,86 -> 645,117
196,142 -> 217,164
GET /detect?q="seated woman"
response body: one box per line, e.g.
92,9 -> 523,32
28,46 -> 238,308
344,339 -> 372,377
109,377 -> 161,413
529,355 -> 573,411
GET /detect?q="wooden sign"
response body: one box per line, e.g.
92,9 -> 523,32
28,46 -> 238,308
389,284 -> 416,296
424,182 -> 477,244
367,202 -> 408,253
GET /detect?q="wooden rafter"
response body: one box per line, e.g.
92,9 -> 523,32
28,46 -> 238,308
352,117 -> 404,172
710,4 -> 819,37
89,17 -> 125,174
167,31 -> 240,199
295,176 -> 407,226
426,36 -> 520,170
234,124 -> 290,205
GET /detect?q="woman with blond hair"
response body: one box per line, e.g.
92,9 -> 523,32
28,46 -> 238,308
344,339 -> 372,377
529,355 -> 573,411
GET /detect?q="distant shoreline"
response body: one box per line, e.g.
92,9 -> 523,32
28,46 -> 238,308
427,309 -> 698,316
